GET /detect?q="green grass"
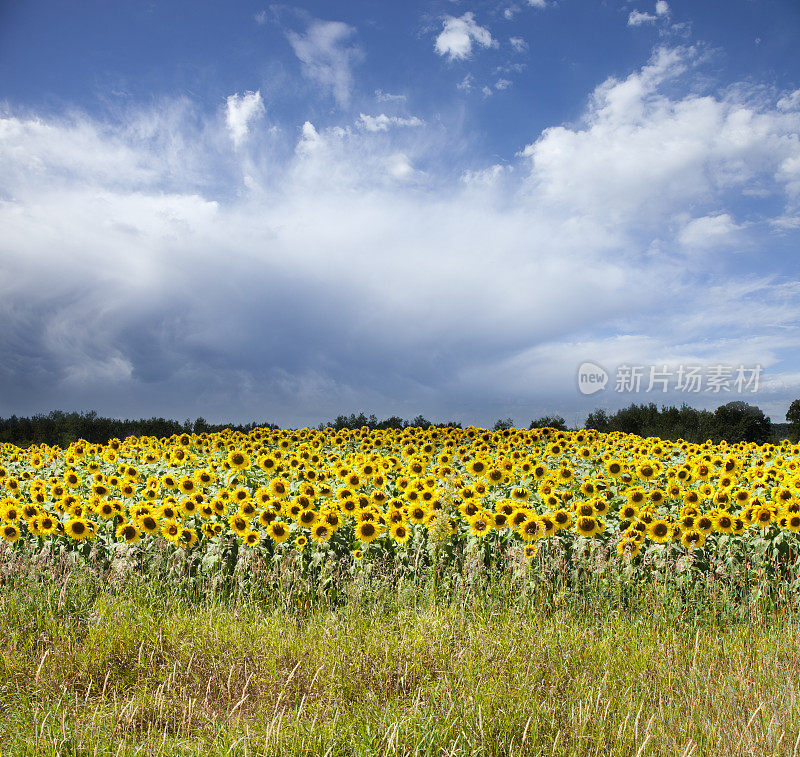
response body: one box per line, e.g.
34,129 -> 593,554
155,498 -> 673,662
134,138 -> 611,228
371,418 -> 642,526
1,559 -> 800,756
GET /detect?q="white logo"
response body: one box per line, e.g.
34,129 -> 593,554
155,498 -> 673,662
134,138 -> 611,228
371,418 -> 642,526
577,362 -> 608,395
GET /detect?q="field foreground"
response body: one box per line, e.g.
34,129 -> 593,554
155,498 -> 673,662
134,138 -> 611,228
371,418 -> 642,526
4,426 -> 800,754
1,567 -> 799,757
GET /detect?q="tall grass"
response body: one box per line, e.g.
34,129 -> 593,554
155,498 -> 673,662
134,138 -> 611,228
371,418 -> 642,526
1,553 -> 800,756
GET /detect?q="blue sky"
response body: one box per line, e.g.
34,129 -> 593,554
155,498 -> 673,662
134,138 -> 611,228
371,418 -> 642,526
1,0 -> 800,427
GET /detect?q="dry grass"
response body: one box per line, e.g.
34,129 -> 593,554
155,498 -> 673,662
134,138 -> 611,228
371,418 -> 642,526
1,563 -> 800,756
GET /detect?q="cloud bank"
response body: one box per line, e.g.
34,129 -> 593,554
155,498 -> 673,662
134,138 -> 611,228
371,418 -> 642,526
1,46 -> 800,426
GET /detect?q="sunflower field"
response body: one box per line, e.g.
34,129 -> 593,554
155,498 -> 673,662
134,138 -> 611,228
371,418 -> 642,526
2,424 -> 800,606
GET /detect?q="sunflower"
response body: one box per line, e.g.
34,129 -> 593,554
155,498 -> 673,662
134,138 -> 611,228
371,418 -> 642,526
65,518 -> 92,540
178,477 -> 197,495
553,509 -> 573,530
713,512 -> 734,534
231,488 -> 250,506
486,468 -> 505,485
510,508 -> 531,529
390,522 -> 411,543
242,530 -> 261,547
617,537 -> 641,559
648,520 -> 671,543
682,490 -> 701,507
324,511 -> 341,531
626,489 -> 646,507
518,517 -> 540,542
269,478 -> 290,498
538,515 -> 556,538
695,515 -> 714,534
667,483 -> 683,500
491,511 -> 509,529
408,505 -> 429,525
36,514 -> 58,535
694,463 -> 711,481
21,503 -> 40,521
182,498 -> 201,517
116,523 -> 140,544
195,469 -> 215,486
137,514 -> 159,534
556,467 -> 574,484
355,521 -> 381,543
467,459 -> 487,477
177,527 -> 198,547
681,530 -> 705,550
468,514 -> 491,537
311,523 -> 331,543
754,506 -> 773,527
1,523 -> 21,542
229,514 -> 250,536
157,504 -> 180,521
227,450 -> 252,471
267,520 -> 290,544
575,516 -> 599,538
162,521 -> 181,542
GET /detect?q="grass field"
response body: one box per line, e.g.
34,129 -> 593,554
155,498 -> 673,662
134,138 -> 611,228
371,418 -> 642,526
1,558 -> 799,757
4,425 -> 800,754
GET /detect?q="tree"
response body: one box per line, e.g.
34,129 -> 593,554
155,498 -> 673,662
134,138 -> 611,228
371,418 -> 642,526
712,401 -> 772,444
584,409 -> 610,433
786,400 -> 800,442
529,415 -> 567,431
493,417 -> 515,431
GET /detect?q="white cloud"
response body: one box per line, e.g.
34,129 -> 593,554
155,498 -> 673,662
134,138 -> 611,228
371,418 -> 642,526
457,74 -> 474,92
495,79 -> 512,91
375,89 -> 407,103
434,13 -> 496,61
628,10 -> 658,26
678,213 -> 743,249
286,20 -> 360,108
519,46 -> 800,226
509,37 -> 528,53
386,153 -> 418,181
481,86 -> 494,97
461,164 -> 513,186
254,10 -> 268,25
225,90 -> 265,147
504,1 -> 546,19
2,45 -> 800,424
628,2 -> 670,26
357,114 -> 424,132
778,90 -> 800,112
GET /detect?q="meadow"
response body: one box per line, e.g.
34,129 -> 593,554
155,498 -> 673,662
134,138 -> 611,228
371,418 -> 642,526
2,424 -> 800,755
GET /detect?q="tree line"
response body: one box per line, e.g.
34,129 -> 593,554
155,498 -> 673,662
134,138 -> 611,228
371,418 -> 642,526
0,411 -> 278,448
522,402 -> 791,444
0,401 -> 797,447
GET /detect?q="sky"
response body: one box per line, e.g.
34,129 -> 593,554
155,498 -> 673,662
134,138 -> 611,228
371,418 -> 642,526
1,0 -> 800,428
